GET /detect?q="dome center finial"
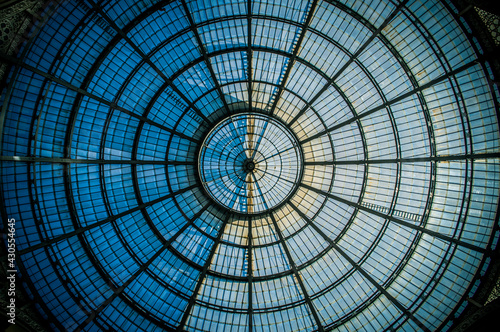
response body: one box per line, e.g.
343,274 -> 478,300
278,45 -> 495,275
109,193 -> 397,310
243,158 -> 256,173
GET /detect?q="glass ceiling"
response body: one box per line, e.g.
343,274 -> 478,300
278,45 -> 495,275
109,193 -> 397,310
1,0 -> 499,331
199,113 -> 303,214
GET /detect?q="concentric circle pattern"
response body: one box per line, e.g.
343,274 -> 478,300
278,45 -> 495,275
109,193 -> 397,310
1,0 -> 500,332
199,113 -> 303,214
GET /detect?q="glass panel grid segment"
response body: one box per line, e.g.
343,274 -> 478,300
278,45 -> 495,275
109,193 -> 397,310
1,0 -> 499,331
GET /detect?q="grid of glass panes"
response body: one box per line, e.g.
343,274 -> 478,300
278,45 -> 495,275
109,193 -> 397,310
0,0 -> 499,331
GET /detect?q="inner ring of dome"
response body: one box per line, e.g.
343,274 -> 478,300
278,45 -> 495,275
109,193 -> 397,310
198,113 -> 303,214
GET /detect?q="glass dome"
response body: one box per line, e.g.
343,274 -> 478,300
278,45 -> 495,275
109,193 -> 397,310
1,0 -> 500,331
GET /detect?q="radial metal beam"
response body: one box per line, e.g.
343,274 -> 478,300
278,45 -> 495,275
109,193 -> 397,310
267,0 -> 318,117
331,233 -> 430,332
86,0 -> 213,126
324,0 -> 409,83
247,0 -> 253,113
287,201 -> 430,332
269,213 -> 325,332
288,0 -> 410,126
303,152 -> 500,166
8,184 -> 197,258
75,246 -> 169,331
250,172 -> 269,211
299,183 -> 486,254
74,202 -> 211,331
248,215 -> 254,332
176,213 -> 231,331
300,58 -> 482,145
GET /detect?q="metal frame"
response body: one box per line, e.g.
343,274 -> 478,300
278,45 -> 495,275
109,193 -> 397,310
1,0 -> 500,331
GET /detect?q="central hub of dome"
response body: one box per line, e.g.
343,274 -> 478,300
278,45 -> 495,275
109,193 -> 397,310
242,158 -> 255,173
198,113 -> 303,214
